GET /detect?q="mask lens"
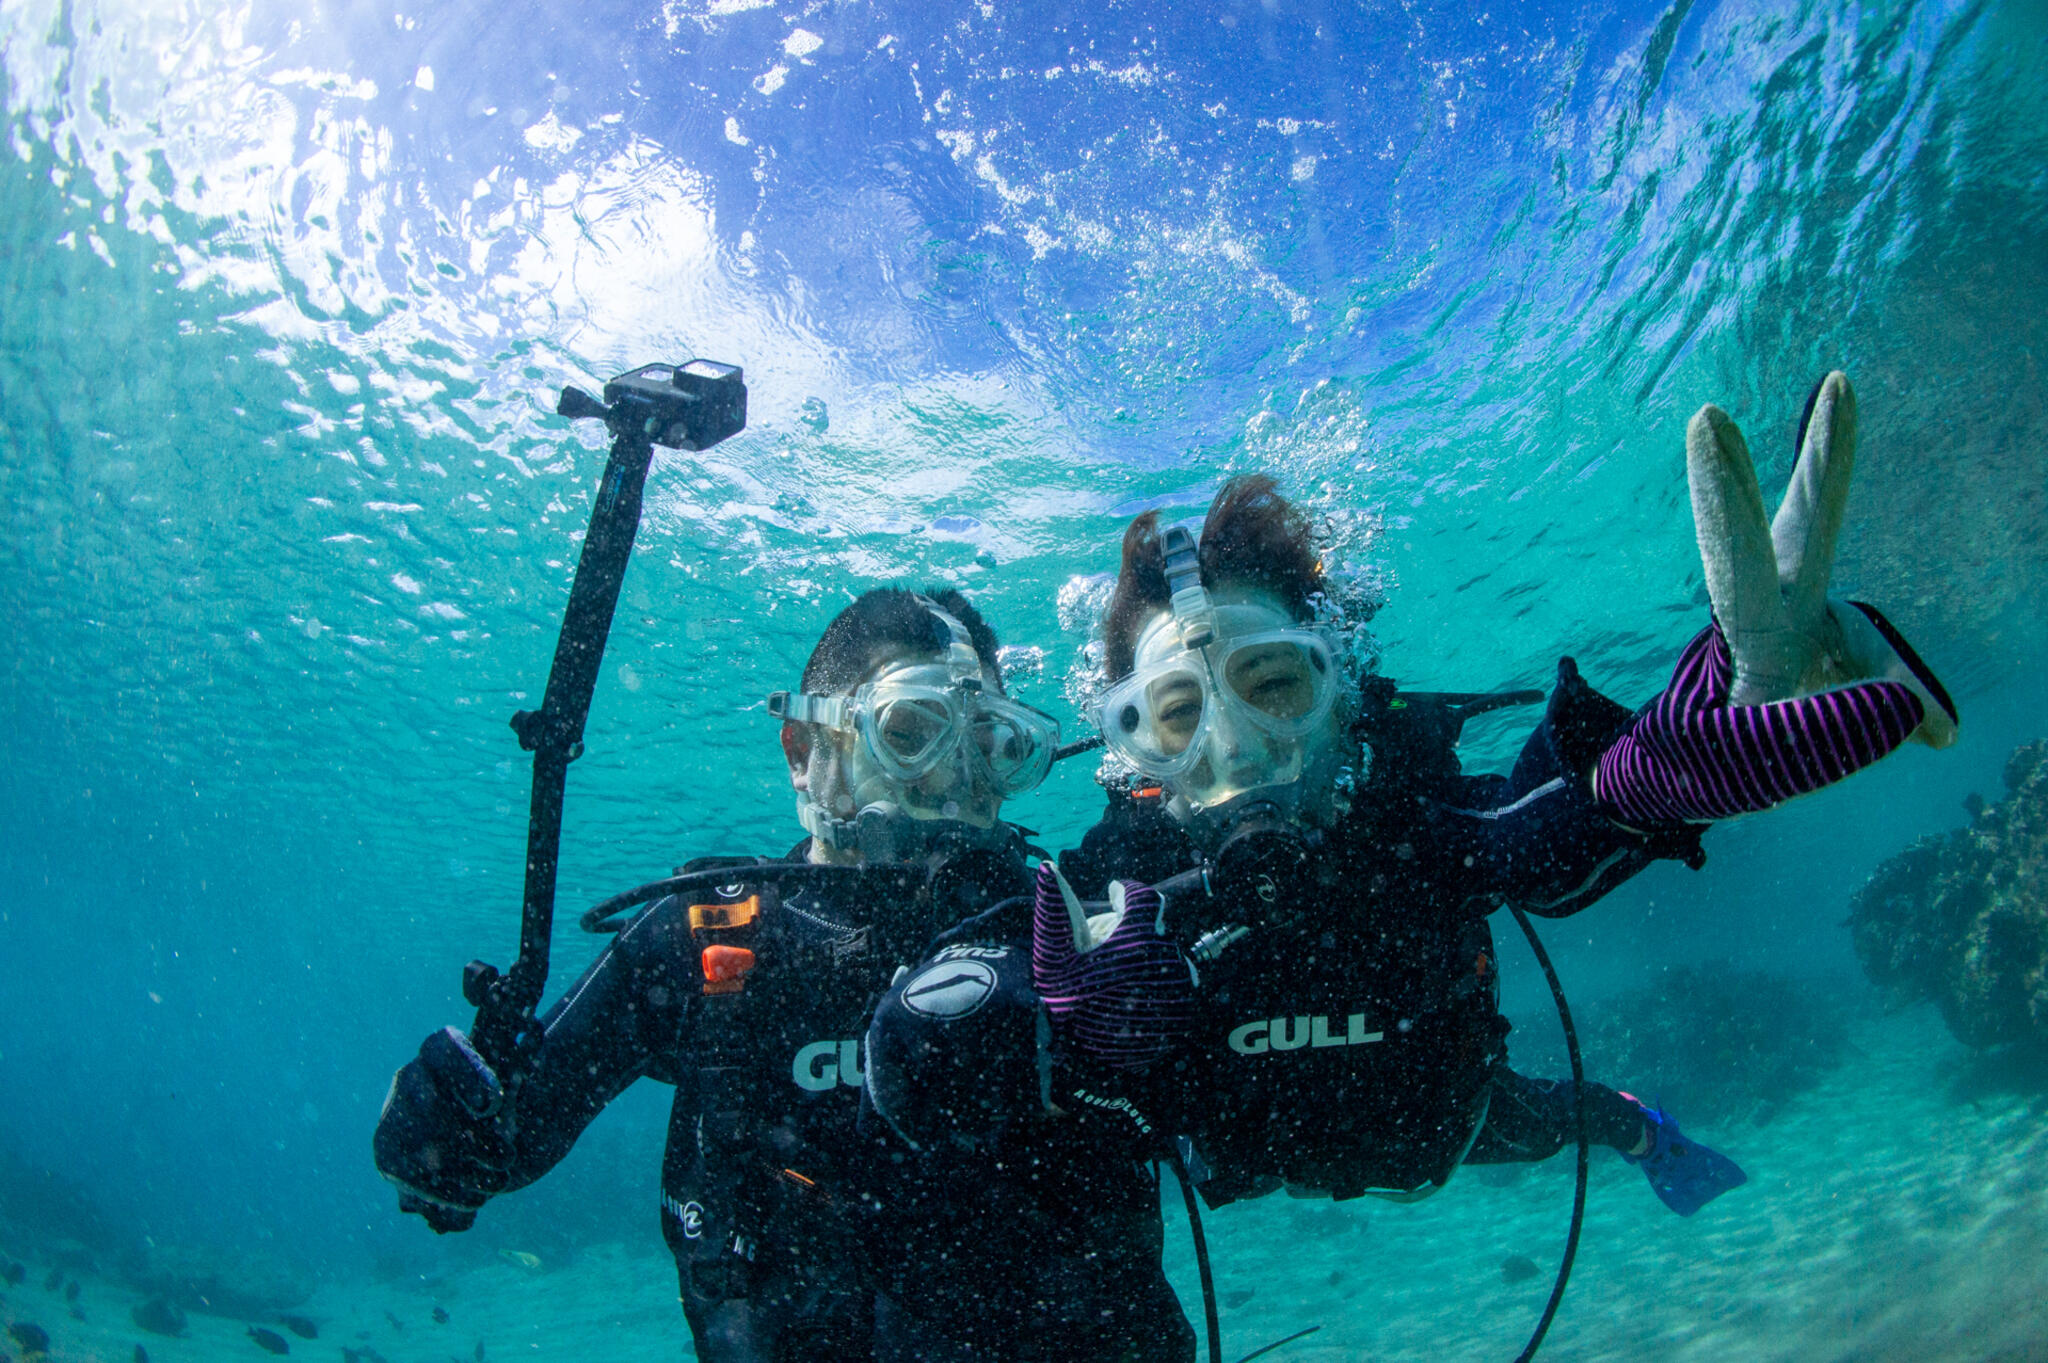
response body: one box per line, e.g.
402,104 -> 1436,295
1098,663 -> 1208,774
1222,637 -> 1329,725
974,714 -> 1027,778
1145,673 -> 1207,756
969,696 -> 1057,795
869,693 -> 955,774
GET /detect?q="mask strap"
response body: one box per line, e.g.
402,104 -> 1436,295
770,598 -> 986,726
1160,526 -> 1216,650
766,689 -> 850,730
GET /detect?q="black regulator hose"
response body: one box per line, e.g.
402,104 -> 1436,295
1167,1150 -> 1223,1363
579,861 -> 914,933
1505,903 -> 1589,1363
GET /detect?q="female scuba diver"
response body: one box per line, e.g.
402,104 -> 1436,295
1032,372 -> 1954,1207
374,587 -> 1192,1363
863,374 -> 1956,1347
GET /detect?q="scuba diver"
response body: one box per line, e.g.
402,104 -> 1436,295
375,587 -> 1186,1362
866,375 -> 1957,1303
865,481 -> 1738,1241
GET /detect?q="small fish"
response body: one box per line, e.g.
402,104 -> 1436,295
474,1341 -> 486,1363
497,1250 -> 542,1270
1221,1288 -> 1254,1309
43,1269 -> 64,1292
136,1345 -> 150,1363
384,1310 -> 404,1331
68,1306 -> 85,1322
277,1314 -> 318,1340
1501,1253 -> 1541,1284
9,1321 -> 51,1353
342,1350 -> 360,1363
1964,792 -> 1986,819
63,1283 -> 79,1303
2,1261 -> 23,1286
247,1324 -> 291,1354
431,1306 -> 448,1324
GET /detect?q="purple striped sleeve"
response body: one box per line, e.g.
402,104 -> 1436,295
1598,624 -> 1924,824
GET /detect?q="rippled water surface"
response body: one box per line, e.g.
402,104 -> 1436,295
2,1 -> 2045,1358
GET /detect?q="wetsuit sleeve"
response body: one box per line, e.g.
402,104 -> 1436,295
499,898 -> 695,1190
1421,660 -> 1706,919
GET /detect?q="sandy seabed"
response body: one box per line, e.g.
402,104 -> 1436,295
4,1006 -> 2044,1363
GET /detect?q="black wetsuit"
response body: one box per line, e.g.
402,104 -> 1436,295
458,834 -> 1187,1350
863,935 -> 1198,1363
497,852 -> 896,1360
487,839 -> 1158,1362
868,668 -> 1695,1234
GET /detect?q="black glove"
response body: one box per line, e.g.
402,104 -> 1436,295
373,1026 -> 513,1233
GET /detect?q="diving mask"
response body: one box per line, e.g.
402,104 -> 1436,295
771,664 -> 1060,801
1094,528 -> 1351,824
768,603 -> 1060,856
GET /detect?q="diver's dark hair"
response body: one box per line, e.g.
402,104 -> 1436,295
1103,475 -> 1322,683
801,587 -> 1005,695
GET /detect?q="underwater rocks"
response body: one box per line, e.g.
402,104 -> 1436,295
130,1298 -> 186,1337
1580,963 -> 1850,1125
120,1242 -> 313,1318
0,1146 -> 116,1262
1850,739 -> 2048,1049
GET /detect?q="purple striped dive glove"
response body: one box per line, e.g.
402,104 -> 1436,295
1032,863 -> 1195,1069
1597,604 -> 1956,825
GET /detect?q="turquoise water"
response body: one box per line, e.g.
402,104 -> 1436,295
1,0 -> 2044,1358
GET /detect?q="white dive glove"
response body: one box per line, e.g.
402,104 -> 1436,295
1685,370 -> 1956,747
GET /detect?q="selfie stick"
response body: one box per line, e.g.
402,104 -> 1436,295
462,361 -> 748,1087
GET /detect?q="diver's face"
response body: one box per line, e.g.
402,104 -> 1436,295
786,647 -> 1008,831
1124,586 -> 1354,830
1146,635 -> 1325,758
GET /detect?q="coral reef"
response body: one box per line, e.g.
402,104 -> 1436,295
1850,739 -> 2048,1049
1577,964 -> 1852,1125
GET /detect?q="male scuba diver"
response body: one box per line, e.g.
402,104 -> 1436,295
867,376 -> 1956,1263
375,588 -> 1183,1361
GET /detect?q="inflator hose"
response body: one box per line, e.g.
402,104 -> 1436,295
1504,903 -> 1589,1363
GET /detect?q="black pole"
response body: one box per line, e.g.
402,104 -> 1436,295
461,361 -> 746,1089
467,422 -> 656,1075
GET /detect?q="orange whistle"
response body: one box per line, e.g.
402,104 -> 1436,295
702,944 -> 756,994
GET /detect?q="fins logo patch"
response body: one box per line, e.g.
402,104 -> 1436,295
663,1193 -> 705,1239
900,960 -> 998,1019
